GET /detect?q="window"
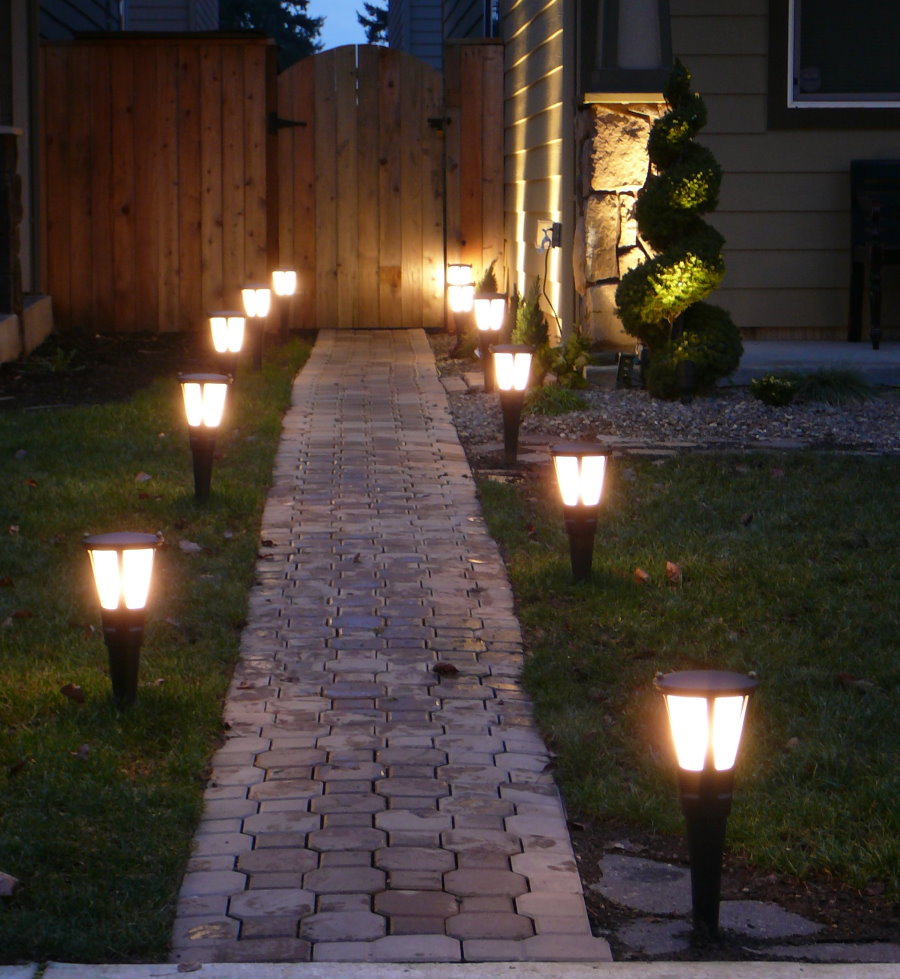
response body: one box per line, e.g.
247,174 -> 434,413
770,0 -> 900,127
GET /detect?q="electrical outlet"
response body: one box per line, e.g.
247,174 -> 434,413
536,222 -> 563,251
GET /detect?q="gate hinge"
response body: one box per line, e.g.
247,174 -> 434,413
268,111 -> 308,134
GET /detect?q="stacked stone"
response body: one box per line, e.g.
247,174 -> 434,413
573,103 -> 664,347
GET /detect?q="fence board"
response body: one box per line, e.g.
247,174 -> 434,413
377,49 -> 403,324
356,46 -> 379,328
200,44 -> 224,318
88,46 -> 114,330
133,45 -> 161,330
110,45 -> 137,332
314,50 -> 339,326
335,46 -> 358,328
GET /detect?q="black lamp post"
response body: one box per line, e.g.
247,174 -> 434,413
82,531 -> 162,706
654,669 -> 758,939
272,269 -> 297,341
492,344 -> 533,465
473,292 -> 505,392
209,311 -> 245,377
180,372 -> 231,502
241,285 -> 271,370
550,442 -> 610,582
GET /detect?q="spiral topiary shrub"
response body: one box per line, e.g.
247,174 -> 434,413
615,60 -> 742,398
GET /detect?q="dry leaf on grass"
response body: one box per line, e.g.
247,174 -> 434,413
134,471 -> 153,483
665,561 -> 683,585
60,683 -> 85,704
179,540 -> 203,554
633,567 -> 651,585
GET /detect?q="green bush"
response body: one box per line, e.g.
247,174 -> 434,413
512,276 -> 550,384
547,329 -> 592,389
525,385 -> 588,416
615,60 -> 742,396
750,374 -> 799,406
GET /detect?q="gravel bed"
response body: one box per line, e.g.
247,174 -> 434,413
431,340 -> 900,455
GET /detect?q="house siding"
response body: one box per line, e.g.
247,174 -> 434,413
444,0 -> 485,38
388,0 -> 443,70
501,0 -> 573,338
671,0 -> 899,339
40,0 -> 120,39
124,0 -> 219,31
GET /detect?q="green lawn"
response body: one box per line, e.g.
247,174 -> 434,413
0,338 -> 311,963
477,452 -> 899,898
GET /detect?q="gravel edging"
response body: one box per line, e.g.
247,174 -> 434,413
430,340 -> 900,456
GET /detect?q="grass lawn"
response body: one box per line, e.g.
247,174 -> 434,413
477,452 -> 899,900
0,337 -> 311,964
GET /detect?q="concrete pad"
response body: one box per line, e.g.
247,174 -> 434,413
590,853 -> 692,914
720,900 -> 822,938
40,961 -> 900,978
726,340 -> 900,386
0,967 -> 39,979
617,917 -> 692,955
766,942 -> 900,963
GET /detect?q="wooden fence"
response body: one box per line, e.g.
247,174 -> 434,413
40,36 -> 276,334
39,38 -> 503,335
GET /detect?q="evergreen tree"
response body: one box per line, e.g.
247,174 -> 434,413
615,60 -> 742,398
220,0 -> 323,69
357,2 -> 388,44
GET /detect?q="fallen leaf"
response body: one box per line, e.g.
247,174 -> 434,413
178,962 -> 202,973
134,471 -> 153,483
785,737 -> 801,751
150,678 -> 166,687
0,577 -> 12,587
740,512 -> 754,526
71,744 -> 91,761
633,567 -> 651,585
7,758 -> 28,777
179,540 -> 203,554
433,662 -> 460,677
60,683 -> 85,704
260,538 -> 276,547
222,530 -> 234,539
137,492 -> 152,500
353,552 -> 362,563
0,872 -> 20,897
665,561 -> 683,585
836,672 -> 879,693
23,479 -> 38,488
11,609 -> 34,619
8,525 -> 19,536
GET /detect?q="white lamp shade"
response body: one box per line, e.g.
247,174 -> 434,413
180,373 -> 230,428
655,670 -> 758,773
272,269 -> 297,297
473,294 -> 506,332
447,264 -> 475,313
492,345 -> 532,392
551,444 -> 609,507
83,532 -> 160,611
209,312 -> 245,354
241,286 -> 272,318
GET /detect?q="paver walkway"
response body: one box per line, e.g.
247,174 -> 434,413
170,330 -> 611,965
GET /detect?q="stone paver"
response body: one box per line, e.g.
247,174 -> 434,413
169,331 -> 609,964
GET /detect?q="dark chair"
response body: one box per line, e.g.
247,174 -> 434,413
849,160 -> 900,349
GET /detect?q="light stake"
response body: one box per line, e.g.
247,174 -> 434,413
180,372 -> 231,502
492,344 -> 533,465
272,269 -> 298,341
82,531 -> 162,706
209,311 -> 245,376
473,292 -> 506,392
551,442 -> 610,582
241,285 -> 272,370
654,669 -> 758,939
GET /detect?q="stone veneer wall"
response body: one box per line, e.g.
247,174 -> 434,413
573,102 -> 664,348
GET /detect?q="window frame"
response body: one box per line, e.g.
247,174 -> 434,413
768,0 -> 900,129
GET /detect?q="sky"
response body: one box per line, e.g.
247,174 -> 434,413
306,0 -> 369,50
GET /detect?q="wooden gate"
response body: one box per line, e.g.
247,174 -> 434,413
278,46 -> 444,329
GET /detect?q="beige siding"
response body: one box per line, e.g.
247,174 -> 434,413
672,0 -> 897,339
501,0 -> 571,338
